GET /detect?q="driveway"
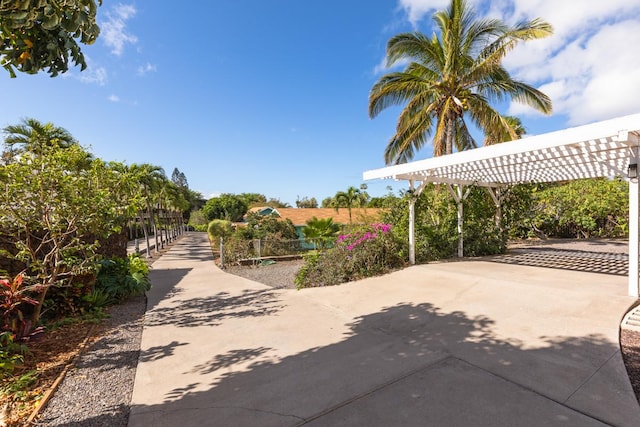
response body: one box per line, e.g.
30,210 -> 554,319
129,233 -> 640,426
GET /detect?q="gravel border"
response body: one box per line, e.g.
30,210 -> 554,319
33,295 -> 146,426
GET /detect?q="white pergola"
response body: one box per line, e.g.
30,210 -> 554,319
363,113 -> 640,297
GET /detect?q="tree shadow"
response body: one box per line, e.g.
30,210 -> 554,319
490,248 -> 628,275
140,341 -> 189,363
144,289 -> 284,328
191,347 -> 273,375
129,302 -> 640,426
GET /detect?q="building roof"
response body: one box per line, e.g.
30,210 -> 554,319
363,113 -> 640,187
248,207 -> 384,226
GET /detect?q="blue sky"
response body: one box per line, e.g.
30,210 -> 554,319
2,0 -> 640,206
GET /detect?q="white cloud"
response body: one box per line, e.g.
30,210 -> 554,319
79,65 -> 108,85
136,62 -> 157,76
398,0 -> 450,27
101,4 -> 138,56
108,94 -> 120,102
394,0 -> 640,125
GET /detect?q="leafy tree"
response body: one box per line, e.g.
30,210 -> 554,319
266,197 -> 291,208
188,209 -> 208,229
239,211 -> 298,241
369,0 -> 552,164
0,0 -> 102,77
321,197 -> 335,208
202,194 -> 249,222
520,179 -> 628,238
296,196 -> 318,208
334,186 -> 369,223
301,217 -> 340,250
0,142 -> 121,328
238,193 -> 267,207
368,186 -> 399,208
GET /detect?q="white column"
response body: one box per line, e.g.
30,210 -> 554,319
629,150 -> 639,297
409,180 -> 416,265
457,185 -> 464,258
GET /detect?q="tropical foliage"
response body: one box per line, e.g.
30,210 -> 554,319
0,118 -> 188,334
203,194 -> 249,222
503,179 -> 628,239
0,0 -> 102,77
295,223 -> 404,289
207,219 -> 234,242
369,0 -> 552,164
93,255 -> 151,304
333,185 -> 370,223
301,217 -> 340,250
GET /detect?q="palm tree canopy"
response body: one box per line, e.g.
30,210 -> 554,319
369,0 -> 553,164
3,118 -> 77,158
302,216 -> 340,250
334,186 -> 368,209
483,115 -> 526,145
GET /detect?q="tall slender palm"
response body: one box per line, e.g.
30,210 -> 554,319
369,0 -> 553,164
334,186 -> 368,223
130,163 -> 166,257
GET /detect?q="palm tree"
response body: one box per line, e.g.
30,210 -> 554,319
3,118 -> 77,158
130,163 -> 166,257
302,217 -> 340,250
334,186 -> 369,223
483,115 -> 526,145
369,0 -> 553,164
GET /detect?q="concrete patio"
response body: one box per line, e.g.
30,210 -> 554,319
128,233 -> 640,426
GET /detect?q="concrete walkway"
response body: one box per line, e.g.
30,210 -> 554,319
129,233 -> 640,426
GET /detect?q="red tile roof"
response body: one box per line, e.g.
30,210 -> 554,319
247,207 -> 385,226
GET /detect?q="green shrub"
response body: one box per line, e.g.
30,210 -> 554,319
295,223 -> 404,289
0,332 -> 29,378
208,219 -> 234,242
94,254 -> 151,303
82,289 -> 114,311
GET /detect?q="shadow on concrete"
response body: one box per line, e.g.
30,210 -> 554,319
140,341 -> 190,363
490,248 -> 628,276
129,302 -> 638,426
146,268 -> 192,312
155,245 -> 214,263
144,289 -> 283,328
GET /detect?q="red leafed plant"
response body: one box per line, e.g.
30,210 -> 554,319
0,272 -> 38,339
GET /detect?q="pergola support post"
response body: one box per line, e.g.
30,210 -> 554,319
409,180 -> 416,265
629,147 -> 640,297
407,180 -> 427,265
485,186 -> 504,232
446,184 -> 472,258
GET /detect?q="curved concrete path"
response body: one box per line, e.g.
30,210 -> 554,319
129,233 -> 640,426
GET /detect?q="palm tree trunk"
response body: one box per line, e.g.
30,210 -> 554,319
445,115 -> 454,155
139,211 -> 152,258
